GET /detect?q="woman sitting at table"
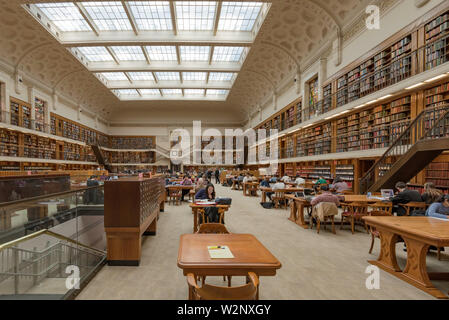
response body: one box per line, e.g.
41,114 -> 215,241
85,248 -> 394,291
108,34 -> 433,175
180,175 -> 193,201
195,177 -> 207,192
330,177 -> 350,194
421,182 -> 443,205
195,183 -> 216,201
426,194 -> 449,219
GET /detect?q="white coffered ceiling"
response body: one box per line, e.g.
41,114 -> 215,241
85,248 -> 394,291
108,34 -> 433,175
0,0 -> 378,123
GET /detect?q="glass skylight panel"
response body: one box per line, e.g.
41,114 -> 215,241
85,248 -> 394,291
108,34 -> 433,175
182,72 -> 207,81
209,72 -> 234,81
180,46 -> 210,62
155,72 -> 180,81
81,2 -> 132,31
114,89 -> 138,95
212,46 -> 244,62
35,3 -> 92,32
175,1 -> 216,31
77,46 -> 114,62
128,72 -> 154,81
110,46 -> 146,61
218,2 -> 262,31
98,72 -> 128,81
128,1 -> 173,31
139,89 -> 161,95
185,89 -> 205,95
207,89 -> 229,95
145,46 -> 177,61
162,89 -> 182,95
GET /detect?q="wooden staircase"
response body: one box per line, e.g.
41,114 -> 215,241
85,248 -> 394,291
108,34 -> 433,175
360,106 -> 449,193
90,143 -> 112,172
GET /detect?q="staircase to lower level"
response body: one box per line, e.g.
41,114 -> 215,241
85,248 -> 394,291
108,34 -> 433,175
360,105 -> 449,193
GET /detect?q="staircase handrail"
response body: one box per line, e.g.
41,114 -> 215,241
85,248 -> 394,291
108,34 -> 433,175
360,104 -> 449,193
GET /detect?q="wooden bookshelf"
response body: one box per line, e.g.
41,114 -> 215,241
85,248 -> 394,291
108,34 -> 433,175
10,98 -> 31,129
425,10 -> 449,70
34,97 -> 46,132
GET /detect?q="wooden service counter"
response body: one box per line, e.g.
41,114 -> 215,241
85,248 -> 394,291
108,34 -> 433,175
104,176 -> 165,266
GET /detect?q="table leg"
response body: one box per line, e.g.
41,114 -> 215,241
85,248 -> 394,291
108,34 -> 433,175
288,200 -> 297,222
295,203 -> 308,229
262,191 -> 266,203
193,209 -> 198,233
369,229 -> 401,272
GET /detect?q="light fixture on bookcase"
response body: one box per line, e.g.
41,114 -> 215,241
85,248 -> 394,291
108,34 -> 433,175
377,94 -> 393,100
405,82 -> 425,90
424,74 -> 448,83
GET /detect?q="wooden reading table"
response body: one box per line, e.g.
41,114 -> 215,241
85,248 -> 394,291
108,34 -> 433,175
243,182 -> 259,197
177,233 -> 282,299
259,187 -> 304,203
363,216 -> 449,299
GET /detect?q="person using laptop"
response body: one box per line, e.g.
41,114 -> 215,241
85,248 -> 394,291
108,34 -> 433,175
390,181 -> 423,216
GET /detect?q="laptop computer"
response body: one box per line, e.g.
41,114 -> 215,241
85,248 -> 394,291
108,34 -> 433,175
381,189 -> 394,198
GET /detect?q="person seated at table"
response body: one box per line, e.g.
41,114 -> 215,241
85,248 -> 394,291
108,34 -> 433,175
266,179 -> 286,201
314,176 -> 328,185
280,174 -> 291,183
243,174 -> 251,184
269,176 -> 278,183
390,181 -> 423,216
180,175 -> 193,201
310,185 -> 340,207
421,182 -> 443,205
330,177 -> 350,194
294,175 -> 305,187
195,183 -> 216,201
260,176 -> 270,188
237,174 -> 245,187
195,177 -> 207,192
426,194 -> 449,219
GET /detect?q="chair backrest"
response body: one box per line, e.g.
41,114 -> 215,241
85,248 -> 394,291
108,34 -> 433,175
370,202 -> 393,215
349,202 -> 369,215
197,223 -> 230,234
406,202 -> 427,210
169,188 -> 181,196
187,272 -> 258,300
274,191 -> 284,198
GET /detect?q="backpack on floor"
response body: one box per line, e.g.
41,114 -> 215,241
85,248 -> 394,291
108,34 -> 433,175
260,202 -> 274,209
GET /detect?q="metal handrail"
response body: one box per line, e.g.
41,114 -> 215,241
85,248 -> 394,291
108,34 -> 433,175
0,229 -> 105,255
0,184 -> 104,208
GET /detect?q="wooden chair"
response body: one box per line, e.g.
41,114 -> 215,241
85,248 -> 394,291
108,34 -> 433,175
340,202 -> 369,234
186,272 -> 259,300
196,221 -> 231,286
399,202 -> 427,216
199,208 -> 226,225
272,191 -> 286,209
196,223 -> 229,234
168,188 -> 182,205
188,189 -> 195,202
368,202 -> 393,254
310,214 -> 336,234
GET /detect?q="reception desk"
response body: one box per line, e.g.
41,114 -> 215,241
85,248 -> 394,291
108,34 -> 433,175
104,176 -> 165,266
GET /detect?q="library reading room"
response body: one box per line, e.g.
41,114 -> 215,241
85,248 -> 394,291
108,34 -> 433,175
1,0 -> 449,303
